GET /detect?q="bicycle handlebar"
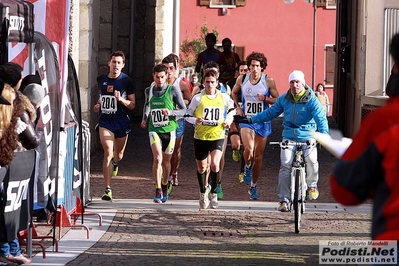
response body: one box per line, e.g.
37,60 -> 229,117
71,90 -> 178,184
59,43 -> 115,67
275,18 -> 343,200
269,140 -> 310,148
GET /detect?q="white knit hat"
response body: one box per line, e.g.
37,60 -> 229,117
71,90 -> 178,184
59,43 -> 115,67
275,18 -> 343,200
23,84 -> 45,107
288,70 -> 306,85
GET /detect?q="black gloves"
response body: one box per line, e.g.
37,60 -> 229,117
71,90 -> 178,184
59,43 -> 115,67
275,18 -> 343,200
234,115 -> 252,124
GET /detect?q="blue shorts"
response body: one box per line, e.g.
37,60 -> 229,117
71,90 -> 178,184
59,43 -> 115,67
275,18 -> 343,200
99,116 -> 131,138
239,121 -> 272,138
176,119 -> 185,138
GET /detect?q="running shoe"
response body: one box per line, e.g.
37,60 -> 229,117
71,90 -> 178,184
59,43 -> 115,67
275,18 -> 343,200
216,183 -> 224,199
101,188 -> 112,201
278,201 -> 289,212
232,148 -> 240,162
153,188 -> 163,203
249,186 -> 259,200
209,193 -> 218,209
238,172 -> 244,183
244,165 -> 252,185
167,180 -> 173,196
171,173 -> 179,186
161,184 -> 168,203
199,192 -> 210,209
112,158 -> 118,177
308,186 -> 319,200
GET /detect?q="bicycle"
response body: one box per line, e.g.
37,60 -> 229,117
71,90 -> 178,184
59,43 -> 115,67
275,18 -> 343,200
270,140 -> 311,234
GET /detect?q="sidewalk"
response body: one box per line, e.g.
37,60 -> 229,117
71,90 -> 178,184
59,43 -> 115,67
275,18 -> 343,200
30,199 -> 372,266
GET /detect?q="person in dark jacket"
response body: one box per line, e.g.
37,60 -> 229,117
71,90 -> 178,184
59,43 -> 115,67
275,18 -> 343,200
330,33 -> 399,241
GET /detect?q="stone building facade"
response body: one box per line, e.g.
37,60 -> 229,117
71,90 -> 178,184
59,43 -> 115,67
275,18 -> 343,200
72,0 -> 166,151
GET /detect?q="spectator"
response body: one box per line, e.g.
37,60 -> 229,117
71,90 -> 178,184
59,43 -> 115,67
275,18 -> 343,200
190,73 -> 200,88
386,63 -> 399,97
330,33 -> 399,241
315,83 -> 330,116
22,84 -> 45,126
0,80 -> 38,265
20,73 -> 42,93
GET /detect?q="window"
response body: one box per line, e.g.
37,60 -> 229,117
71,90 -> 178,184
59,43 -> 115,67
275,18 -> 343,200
325,45 -> 335,86
325,0 -> 336,9
316,0 -> 336,10
199,0 -> 246,7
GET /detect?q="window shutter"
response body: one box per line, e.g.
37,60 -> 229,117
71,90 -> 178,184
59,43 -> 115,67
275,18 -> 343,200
325,46 -> 335,86
199,0 -> 210,5
236,0 -> 246,6
234,46 -> 246,62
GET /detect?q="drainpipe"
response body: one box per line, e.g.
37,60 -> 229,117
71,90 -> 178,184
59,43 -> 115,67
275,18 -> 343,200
112,0 -> 119,52
129,0 -> 135,75
172,0 -> 180,54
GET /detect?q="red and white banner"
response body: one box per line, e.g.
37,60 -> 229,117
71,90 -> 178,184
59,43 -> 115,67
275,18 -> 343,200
8,0 -> 70,126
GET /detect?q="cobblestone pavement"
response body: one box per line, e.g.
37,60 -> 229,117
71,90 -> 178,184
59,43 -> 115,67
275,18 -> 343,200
61,117 -> 373,266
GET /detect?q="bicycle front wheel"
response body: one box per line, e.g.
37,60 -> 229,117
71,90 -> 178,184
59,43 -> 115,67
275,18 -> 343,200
293,169 -> 301,234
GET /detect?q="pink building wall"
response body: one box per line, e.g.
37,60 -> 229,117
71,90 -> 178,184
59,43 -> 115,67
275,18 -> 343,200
179,0 -> 336,114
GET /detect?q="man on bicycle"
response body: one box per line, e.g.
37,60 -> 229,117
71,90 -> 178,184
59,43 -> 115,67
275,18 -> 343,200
235,70 -> 328,212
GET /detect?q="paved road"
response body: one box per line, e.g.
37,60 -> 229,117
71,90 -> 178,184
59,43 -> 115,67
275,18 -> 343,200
31,200 -> 372,266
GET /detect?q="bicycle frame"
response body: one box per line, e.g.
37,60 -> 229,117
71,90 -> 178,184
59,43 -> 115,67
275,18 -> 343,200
270,140 -> 310,234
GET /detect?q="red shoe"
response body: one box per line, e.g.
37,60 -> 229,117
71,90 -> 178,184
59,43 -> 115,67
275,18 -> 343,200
171,173 -> 178,186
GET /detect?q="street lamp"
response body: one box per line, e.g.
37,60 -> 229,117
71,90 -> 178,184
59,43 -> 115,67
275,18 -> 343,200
284,0 -> 317,89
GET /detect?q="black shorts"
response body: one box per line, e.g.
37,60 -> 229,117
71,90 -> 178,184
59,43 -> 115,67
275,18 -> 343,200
148,131 -> 176,155
194,139 -> 224,161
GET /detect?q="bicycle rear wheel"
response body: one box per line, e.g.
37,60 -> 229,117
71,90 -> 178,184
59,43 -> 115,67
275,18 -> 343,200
293,169 -> 301,234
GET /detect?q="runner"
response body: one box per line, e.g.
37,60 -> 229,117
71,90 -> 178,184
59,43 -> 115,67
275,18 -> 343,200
93,51 -> 136,201
192,61 -> 229,199
219,37 -> 241,85
227,61 -> 249,183
231,51 -> 279,200
185,69 -> 235,209
194,33 -> 227,83
161,54 -> 192,190
141,64 -> 186,203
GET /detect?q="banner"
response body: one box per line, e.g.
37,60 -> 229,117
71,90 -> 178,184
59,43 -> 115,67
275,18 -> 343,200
0,0 -> 34,43
33,31 -> 60,210
67,54 -> 83,201
0,150 -> 35,242
8,0 -> 70,125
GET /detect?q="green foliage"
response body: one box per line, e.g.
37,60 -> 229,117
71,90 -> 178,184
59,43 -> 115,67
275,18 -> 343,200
179,18 -> 218,68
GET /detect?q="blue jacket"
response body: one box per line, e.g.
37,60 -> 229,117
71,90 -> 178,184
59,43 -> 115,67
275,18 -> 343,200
251,85 -> 329,142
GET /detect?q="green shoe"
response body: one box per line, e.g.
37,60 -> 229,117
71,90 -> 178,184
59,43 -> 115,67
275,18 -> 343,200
232,148 -> 240,162
112,158 -> 118,176
101,188 -> 112,201
216,183 -> 223,199
167,180 -> 173,196
238,172 -> 244,183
